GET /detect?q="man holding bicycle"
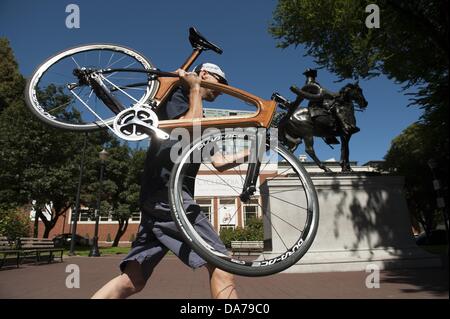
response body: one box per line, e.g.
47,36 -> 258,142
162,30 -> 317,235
92,63 -> 238,299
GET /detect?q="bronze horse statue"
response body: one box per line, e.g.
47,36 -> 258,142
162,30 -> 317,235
272,74 -> 368,173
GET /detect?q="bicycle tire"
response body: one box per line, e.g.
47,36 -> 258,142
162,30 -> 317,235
169,129 -> 319,276
25,44 -> 158,131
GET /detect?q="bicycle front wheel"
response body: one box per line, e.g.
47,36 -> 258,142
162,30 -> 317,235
25,44 -> 158,131
169,130 -> 319,276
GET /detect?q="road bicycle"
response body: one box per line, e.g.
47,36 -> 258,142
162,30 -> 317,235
25,27 -> 319,276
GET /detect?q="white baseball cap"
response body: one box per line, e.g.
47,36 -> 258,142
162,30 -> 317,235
193,63 -> 228,85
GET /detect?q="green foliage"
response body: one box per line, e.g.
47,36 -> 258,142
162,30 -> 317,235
0,38 -> 25,113
219,218 -> 264,248
383,123 -> 447,233
271,1 -> 448,83
0,208 -> 31,240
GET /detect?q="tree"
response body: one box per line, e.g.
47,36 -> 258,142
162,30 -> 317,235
270,0 -> 448,131
270,0 -> 448,230
82,144 -> 145,247
109,148 -> 145,247
0,99 -> 106,238
0,39 -> 112,238
383,123 -> 447,234
270,1 -> 448,84
0,38 -> 25,113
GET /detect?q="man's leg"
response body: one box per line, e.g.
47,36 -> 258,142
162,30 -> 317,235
206,264 -> 238,299
91,261 -> 147,299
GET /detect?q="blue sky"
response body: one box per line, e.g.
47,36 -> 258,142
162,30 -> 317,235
0,0 -> 423,165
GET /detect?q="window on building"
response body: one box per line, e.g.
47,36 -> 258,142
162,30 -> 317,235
79,209 -> 91,222
196,198 -> 213,224
220,225 -> 235,232
243,198 -> 259,226
219,198 -> 237,229
100,213 -> 110,222
131,211 -> 141,222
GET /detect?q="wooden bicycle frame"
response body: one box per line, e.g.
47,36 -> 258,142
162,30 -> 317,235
151,49 -> 277,131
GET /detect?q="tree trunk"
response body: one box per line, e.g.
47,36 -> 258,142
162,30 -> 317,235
112,219 -> 129,247
33,213 -> 39,238
36,206 -> 69,238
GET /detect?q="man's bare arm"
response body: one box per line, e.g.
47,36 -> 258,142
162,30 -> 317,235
211,149 -> 250,172
176,69 -> 203,120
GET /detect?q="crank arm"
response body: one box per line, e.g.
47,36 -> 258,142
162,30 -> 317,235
129,117 -> 169,140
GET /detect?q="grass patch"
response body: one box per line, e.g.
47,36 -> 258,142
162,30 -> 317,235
64,246 -> 131,256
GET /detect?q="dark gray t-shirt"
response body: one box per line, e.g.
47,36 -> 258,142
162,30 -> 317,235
139,87 -> 199,207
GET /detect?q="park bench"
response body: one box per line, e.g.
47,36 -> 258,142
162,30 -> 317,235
231,241 -> 264,255
0,236 -> 21,269
17,237 -> 64,264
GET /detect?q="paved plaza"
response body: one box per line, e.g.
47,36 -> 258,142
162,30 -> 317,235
0,254 -> 448,299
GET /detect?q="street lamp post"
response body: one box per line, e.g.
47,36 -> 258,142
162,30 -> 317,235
69,132 -> 88,256
89,149 -> 109,257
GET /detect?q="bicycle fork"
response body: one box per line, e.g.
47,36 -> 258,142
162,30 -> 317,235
240,129 -> 266,202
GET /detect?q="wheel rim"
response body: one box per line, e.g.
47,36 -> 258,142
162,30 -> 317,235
171,131 -> 318,276
26,44 -> 158,131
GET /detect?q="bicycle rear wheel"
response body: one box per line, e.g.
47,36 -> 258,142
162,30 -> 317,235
169,129 -> 319,276
25,44 -> 158,131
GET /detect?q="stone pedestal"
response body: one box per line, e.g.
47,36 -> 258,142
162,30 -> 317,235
265,173 -> 442,273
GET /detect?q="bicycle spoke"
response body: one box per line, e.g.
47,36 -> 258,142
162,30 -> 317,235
48,71 -> 75,80
70,89 -> 115,134
104,61 -> 137,80
257,201 -> 304,233
203,164 -> 242,196
265,167 -> 294,182
46,99 -> 73,114
260,192 -> 308,211
71,56 -> 81,68
261,208 -> 289,251
224,205 -> 240,227
101,75 -> 141,104
107,55 -> 126,68
106,52 -> 115,68
184,175 -> 242,191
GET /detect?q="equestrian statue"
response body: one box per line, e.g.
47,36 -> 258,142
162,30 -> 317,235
272,68 -> 368,173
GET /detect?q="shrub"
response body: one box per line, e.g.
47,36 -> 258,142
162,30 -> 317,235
0,208 -> 31,240
219,218 -> 263,248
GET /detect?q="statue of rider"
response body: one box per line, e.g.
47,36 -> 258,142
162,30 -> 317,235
301,68 -> 359,139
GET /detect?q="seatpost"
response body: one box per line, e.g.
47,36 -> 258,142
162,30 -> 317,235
180,49 -> 203,70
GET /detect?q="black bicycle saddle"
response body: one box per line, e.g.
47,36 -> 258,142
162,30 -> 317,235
189,27 -> 223,54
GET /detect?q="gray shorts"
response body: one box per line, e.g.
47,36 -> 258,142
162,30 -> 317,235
119,194 -> 228,281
